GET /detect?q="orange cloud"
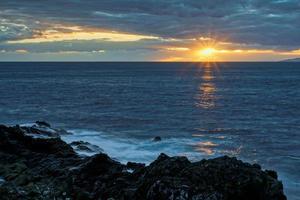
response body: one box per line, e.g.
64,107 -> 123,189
165,47 -> 190,51
15,49 -> 28,53
7,26 -> 159,44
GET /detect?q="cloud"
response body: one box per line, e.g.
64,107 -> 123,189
165,47 -> 190,51
0,0 -> 300,61
7,27 -> 159,43
0,19 -> 32,42
1,1 -> 299,47
15,49 -> 28,53
49,50 -> 105,54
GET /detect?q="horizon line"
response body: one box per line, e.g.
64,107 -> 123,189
0,61 -> 296,63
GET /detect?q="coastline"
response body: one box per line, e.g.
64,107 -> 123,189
0,122 -> 286,200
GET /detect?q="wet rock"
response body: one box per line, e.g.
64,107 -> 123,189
0,124 -> 287,200
18,122 -> 72,139
70,141 -> 104,153
20,124 -> 59,138
70,141 -> 93,152
35,121 -> 51,128
152,136 -> 162,142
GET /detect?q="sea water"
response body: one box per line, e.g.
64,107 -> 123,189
0,62 -> 299,199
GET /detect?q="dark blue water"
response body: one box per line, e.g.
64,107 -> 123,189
0,62 -> 299,199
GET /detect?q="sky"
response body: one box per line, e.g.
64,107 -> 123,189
0,0 -> 300,61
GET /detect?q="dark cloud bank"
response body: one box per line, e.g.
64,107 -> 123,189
1,0 -> 300,50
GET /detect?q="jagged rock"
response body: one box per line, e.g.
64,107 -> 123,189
0,124 -> 287,200
0,125 -> 82,200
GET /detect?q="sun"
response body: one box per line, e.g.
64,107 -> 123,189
199,48 -> 216,56
197,47 -> 217,62
192,37 -> 221,61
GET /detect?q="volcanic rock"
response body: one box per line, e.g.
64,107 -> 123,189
0,124 -> 287,200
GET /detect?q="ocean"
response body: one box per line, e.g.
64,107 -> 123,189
0,62 -> 299,199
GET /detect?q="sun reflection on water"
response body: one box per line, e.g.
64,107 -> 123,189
193,141 -> 219,155
192,63 -> 221,156
195,63 -> 217,109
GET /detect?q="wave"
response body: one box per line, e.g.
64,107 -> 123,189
60,129 -> 216,164
17,124 -> 247,164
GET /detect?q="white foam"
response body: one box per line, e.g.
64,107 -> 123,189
61,129 -> 208,164
126,169 -> 134,173
0,177 -> 5,186
19,123 -> 36,127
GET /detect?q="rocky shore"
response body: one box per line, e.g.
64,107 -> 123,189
0,122 -> 286,200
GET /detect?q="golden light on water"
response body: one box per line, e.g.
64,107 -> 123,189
195,66 -> 216,109
192,63 -> 220,156
193,141 -> 219,155
193,62 -> 219,110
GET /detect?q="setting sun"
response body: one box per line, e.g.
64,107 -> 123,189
200,48 -> 216,56
197,47 -> 218,61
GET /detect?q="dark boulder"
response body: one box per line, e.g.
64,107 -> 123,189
27,137 -> 75,156
133,154 -> 286,200
76,153 -> 123,177
0,124 -> 82,199
72,153 -> 136,200
126,161 -> 145,171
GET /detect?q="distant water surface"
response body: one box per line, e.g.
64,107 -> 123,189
0,62 -> 299,199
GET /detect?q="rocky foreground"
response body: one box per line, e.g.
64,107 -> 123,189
0,123 -> 286,200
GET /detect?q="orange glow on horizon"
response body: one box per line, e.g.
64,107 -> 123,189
159,36 -> 300,61
158,45 -> 300,62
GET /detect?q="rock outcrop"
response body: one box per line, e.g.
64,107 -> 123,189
0,124 -> 287,200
